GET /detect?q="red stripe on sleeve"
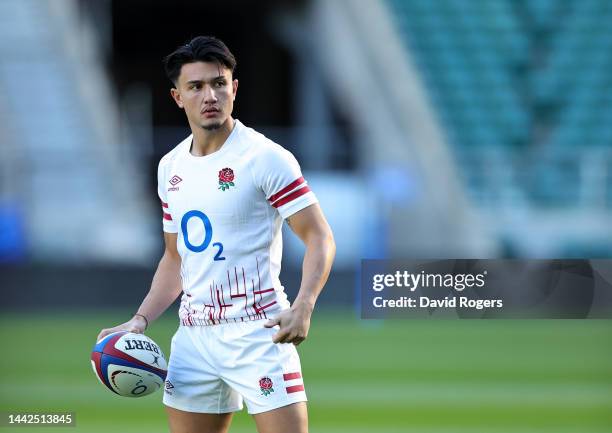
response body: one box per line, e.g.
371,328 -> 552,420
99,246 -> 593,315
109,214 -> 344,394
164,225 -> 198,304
283,372 -> 302,381
163,212 -> 173,221
161,201 -> 169,208
286,385 -> 305,394
271,185 -> 311,208
267,177 -> 305,203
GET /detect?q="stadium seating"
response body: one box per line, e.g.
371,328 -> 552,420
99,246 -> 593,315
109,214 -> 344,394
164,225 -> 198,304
386,0 -> 612,209
0,0 -> 155,262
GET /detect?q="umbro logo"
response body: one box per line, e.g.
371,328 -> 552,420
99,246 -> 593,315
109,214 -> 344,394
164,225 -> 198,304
168,175 -> 182,191
164,380 -> 174,395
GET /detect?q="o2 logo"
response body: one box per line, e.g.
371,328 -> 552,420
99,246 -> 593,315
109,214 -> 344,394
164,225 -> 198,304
180,210 -> 225,260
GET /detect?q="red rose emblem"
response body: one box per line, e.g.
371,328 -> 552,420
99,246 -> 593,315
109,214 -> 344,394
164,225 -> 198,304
259,377 -> 273,390
219,168 -> 234,183
218,168 -> 235,191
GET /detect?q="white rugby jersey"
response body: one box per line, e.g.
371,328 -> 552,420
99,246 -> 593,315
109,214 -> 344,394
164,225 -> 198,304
158,119 -> 318,326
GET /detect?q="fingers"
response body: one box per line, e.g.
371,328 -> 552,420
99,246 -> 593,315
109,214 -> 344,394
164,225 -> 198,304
264,317 -> 280,328
272,328 -> 289,344
96,329 -> 112,342
96,327 -> 123,342
292,336 -> 306,346
96,320 -> 145,343
267,312 -> 308,344
273,329 -> 307,345
127,322 -> 145,334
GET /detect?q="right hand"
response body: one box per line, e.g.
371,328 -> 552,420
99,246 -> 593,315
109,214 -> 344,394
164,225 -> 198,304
96,315 -> 147,342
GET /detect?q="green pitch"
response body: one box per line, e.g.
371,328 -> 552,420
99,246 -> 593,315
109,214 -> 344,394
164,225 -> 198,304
0,310 -> 610,433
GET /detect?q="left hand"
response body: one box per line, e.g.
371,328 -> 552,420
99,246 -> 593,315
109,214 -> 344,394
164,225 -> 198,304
264,303 -> 312,345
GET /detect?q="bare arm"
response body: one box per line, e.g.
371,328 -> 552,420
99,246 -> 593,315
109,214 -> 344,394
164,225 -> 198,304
264,204 -> 336,345
96,232 -> 182,341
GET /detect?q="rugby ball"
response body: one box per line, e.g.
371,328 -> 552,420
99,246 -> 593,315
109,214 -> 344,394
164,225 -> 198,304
91,331 -> 167,397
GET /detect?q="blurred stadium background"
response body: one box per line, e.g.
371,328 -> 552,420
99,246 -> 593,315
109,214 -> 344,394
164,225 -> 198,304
0,0 -> 610,432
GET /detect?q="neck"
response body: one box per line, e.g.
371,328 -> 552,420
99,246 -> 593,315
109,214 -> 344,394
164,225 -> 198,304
190,117 -> 235,157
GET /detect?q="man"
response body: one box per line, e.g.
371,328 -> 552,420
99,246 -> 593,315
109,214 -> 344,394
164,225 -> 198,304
97,36 -> 335,433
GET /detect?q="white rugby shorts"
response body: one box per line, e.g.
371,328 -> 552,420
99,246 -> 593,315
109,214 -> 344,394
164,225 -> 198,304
162,320 -> 307,414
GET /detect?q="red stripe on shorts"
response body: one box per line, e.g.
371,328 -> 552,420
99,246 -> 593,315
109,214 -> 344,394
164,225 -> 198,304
286,385 -> 305,394
283,372 -> 302,381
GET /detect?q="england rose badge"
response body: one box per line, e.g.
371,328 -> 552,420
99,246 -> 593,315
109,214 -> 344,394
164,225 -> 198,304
259,377 -> 274,396
218,167 -> 235,191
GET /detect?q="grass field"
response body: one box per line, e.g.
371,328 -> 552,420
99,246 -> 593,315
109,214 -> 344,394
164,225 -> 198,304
0,310 -> 611,433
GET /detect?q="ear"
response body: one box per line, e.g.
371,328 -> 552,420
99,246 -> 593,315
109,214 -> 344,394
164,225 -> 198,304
232,79 -> 238,101
170,88 -> 184,109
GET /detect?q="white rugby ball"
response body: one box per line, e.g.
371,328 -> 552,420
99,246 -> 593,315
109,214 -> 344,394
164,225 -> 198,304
91,331 -> 167,397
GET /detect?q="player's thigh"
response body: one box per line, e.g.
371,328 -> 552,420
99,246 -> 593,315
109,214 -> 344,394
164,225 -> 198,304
252,401 -> 308,433
165,405 -> 233,433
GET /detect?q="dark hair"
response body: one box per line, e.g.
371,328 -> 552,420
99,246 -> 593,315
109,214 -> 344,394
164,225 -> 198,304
163,36 -> 237,85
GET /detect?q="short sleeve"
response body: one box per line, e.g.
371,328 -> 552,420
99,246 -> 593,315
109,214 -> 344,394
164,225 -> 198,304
157,160 -> 179,233
255,145 -> 318,219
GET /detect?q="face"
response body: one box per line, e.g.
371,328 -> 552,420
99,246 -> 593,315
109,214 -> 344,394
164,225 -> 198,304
171,61 -> 238,131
